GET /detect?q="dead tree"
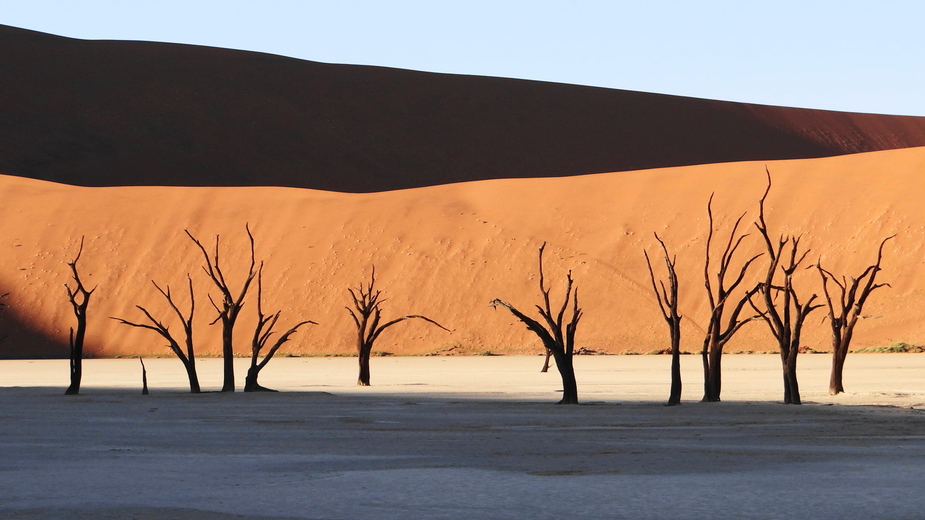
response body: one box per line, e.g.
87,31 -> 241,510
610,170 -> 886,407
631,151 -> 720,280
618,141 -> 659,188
817,235 -> 894,395
347,267 -> 449,386
245,265 -> 315,392
540,348 -> 553,373
701,196 -> 762,402
490,243 -> 583,404
139,357 -> 149,395
644,233 -> 683,405
64,237 -> 95,395
186,225 -> 258,392
751,169 -> 822,405
111,276 -> 201,393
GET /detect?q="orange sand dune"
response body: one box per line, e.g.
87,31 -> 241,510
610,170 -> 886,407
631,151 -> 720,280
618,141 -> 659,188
0,147 -> 923,359
3,24 -> 925,193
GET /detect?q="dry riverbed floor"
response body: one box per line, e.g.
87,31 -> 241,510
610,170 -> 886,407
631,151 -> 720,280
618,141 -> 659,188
1,354 -> 924,519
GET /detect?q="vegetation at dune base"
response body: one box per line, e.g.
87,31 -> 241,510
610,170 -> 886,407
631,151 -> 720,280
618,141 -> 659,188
853,342 -> 925,353
105,343 -> 925,359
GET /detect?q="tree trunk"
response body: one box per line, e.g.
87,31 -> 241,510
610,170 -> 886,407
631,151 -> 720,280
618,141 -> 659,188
829,344 -> 847,395
358,346 -> 371,386
700,338 -> 711,402
65,324 -> 86,395
556,356 -> 578,404
667,327 -> 682,405
786,350 -> 801,404
221,321 -> 235,392
782,372 -> 791,403
702,341 -> 722,402
140,357 -> 149,395
185,358 -> 201,393
780,351 -> 791,404
65,355 -> 82,395
243,365 -> 276,392
711,349 -> 722,401
780,351 -> 802,404
548,348 -> 578,404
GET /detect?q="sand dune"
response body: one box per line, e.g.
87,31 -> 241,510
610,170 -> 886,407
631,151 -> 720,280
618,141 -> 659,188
0,146 -> 923,359
4,24 -> 925,192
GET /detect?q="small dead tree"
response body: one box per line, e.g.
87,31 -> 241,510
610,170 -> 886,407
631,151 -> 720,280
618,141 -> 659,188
540,348 -> 553,373
111,276 -> 201,393
817,235 -> 894,395
701,196 -> 762,402
490,243 -> 583,404
751,169 -> 822,405
186,226 -> 258,392
64,237 -> 95,395
139,357 -> 149,395
347,267 -> 449,386
644,233 -> 683,405
245,265 -> 315,392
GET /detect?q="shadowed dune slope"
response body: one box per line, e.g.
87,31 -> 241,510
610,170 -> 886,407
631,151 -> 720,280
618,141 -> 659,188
4,24 -> 925,192
0,147 -> 923,359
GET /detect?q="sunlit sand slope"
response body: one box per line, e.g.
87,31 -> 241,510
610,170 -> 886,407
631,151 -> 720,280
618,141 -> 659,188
0,147 -> 923,358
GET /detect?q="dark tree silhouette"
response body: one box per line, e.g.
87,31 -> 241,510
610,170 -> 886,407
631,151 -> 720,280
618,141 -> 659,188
490,243 -> 583,404
139,357 -> 149,395
111,276 -> 201,393
700,196 -> 762,402
186,225 -> 258,392
750,169 -> 822,405
347,267 -> 449,386
245,265 -> 315,392
64,237 -> 95,395
644,233 -> 683,405
817,235 -> 894,395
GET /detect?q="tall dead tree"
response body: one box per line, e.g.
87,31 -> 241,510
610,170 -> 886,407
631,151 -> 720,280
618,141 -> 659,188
644,233 -> 683,405
817,235 -> 894,395
186,226 -> 258,392
701,196 -> 762,402
347,267 -> 449,386
490,243 -> 583,404
245,265 -> 315,392
751,169 -> 822,405
111,276 -> 201,393
64,237 -> 95,395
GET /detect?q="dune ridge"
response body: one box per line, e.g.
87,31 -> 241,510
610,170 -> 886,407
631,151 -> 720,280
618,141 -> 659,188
0,147 -> 923,359
3,24 -> 925,193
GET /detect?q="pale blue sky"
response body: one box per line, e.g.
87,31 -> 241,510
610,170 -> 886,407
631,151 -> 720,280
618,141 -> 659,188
3,1 -> 923,116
